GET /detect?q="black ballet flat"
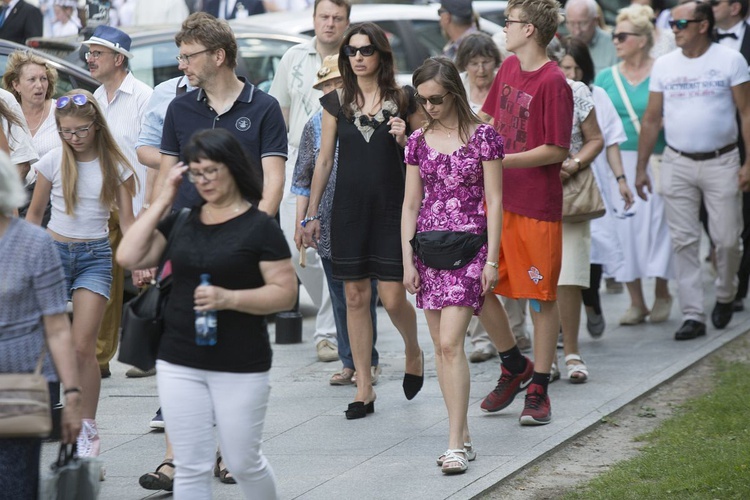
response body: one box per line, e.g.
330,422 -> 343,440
403,350 -> 424,401
345,401 -> 375,420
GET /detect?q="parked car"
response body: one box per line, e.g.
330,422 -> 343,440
0,39 -> 98,96
233,3 -> 504,84
26,24 -> 311,91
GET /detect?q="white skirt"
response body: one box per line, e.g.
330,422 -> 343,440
559,220 -> 591,287
611,150 -> 674,282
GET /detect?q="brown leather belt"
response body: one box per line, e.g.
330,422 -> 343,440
668,143 -> 737,161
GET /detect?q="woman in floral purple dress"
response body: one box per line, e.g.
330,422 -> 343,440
402,58 -> 504,475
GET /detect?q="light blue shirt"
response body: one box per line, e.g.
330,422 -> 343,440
136,76 -> 195,150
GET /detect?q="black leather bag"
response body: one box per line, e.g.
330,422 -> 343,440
118,209 -> 190,371
410,231 -> 487,270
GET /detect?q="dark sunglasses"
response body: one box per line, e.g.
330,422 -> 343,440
343,44 -> 377,57
414,91 -> 450,106
612,32 -> 641,43
56,93 -> 88,109
668,19 -> 702,30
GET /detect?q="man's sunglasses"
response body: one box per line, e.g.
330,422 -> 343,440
56,93 -> 88,108
612,32 -> 641,43
414,91 -> 450,106
668,19 -> 703,30
343,44 -> 377,57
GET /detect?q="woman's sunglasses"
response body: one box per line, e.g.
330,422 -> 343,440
343,44 -> 377,57
56,93 -> 88,108
414,91 -> 450,106
668,19 -> 702,30
612,32 -> 641,43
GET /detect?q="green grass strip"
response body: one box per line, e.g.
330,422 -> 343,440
565,361 -> 750,500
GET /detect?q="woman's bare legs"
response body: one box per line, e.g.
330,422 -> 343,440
377,281 -> 422,377
71,288 -> 107,419
344,279 -> 377,403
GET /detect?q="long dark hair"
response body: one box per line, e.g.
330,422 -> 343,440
338,22 -> 407,119
561,36 -> 595,87
183,128 -> 263,205
412,57 -> 482,143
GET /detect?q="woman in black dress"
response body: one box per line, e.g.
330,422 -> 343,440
303,22 -> 425,419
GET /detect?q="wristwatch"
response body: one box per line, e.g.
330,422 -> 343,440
300,215 -> 320,228
571,157 -> 581,171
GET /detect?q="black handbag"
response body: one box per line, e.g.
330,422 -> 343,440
118,209 -> 190,371
410,231 -> 487,270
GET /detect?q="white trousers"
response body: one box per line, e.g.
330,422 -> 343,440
157,360 -> 277,500
659,147 -> 742,322
280,160 -> 336,344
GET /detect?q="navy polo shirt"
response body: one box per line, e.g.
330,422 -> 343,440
161,78 -> 288,209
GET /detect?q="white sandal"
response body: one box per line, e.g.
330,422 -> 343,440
565,354 -> 589,384
437,442 -> 476,466
440,449 -> 468,474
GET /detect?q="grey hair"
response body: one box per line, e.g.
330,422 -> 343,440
565,0 -> 598,18
0,151 -> 27,215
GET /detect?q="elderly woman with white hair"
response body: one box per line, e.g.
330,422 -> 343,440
0,151 -> 82,499
594,3 -> 674,327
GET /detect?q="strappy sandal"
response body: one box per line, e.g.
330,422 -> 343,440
437,442 -> 476,466
441,449 -> 469,475
330,368 -> 355,386
139,460 -> 174,491
214,453 -> 236,484
565,353 -> 589,384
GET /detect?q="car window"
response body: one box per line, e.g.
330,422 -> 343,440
411,20 -> 447,59
130,41 -> 182,88
236,36 -> 299,91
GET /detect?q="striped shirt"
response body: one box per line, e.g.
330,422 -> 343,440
94,72 -> 153,215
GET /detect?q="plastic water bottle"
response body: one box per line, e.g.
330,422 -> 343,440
195,274 -> 218,346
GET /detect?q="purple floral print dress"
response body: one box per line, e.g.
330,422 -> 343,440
404,123 -> 504,314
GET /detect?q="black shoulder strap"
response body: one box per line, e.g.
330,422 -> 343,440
176,77 -> 187,96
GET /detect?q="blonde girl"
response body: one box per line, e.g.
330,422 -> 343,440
26,89 -> 136,458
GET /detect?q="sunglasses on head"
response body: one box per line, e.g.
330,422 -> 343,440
343,44 -> 377,57
668,19 -> 702,30
56,93 -> 88,109
612,32 -> 641,43
414,91 -> 450,106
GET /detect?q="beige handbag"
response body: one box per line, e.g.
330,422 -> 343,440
0,348 -> 52,438
562,166 -> 606,223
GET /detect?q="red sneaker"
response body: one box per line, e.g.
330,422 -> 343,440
519,383 -> 552,425
480,357 -> 534,413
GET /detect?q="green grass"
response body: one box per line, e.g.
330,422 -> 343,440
564,361 -> 750,500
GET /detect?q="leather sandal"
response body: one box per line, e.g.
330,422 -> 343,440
565,353 -> 589,384
441,449 -> 469,475
329,368 -> 355,386
214,453 -> 236,484
139,460 -> 174,491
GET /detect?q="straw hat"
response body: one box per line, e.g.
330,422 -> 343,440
313,55 -> 341,90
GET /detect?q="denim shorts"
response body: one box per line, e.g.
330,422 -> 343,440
53,237 -> 113,301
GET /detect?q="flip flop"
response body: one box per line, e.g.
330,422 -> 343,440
139,460 -> 174,491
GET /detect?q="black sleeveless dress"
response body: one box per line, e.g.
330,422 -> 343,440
320,88 -> 415,281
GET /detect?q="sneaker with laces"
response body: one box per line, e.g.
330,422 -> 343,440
77,419 -> 101,457
519,384 -> 552,425
480,357 -> 534,413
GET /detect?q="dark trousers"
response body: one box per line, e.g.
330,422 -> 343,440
581,264 -> 603,315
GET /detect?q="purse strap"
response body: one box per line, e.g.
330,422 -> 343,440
156,208 -> 191,279
611,65 -> 642,135
33,344 -> 46,376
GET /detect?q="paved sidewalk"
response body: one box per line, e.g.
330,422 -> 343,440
41,271 -> 750,499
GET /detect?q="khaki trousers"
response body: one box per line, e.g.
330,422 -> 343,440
97,211 -> 124,368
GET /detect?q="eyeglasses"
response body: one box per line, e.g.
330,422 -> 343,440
56,93 -> 88,108
343,44 -> 377,57
414,91 -> 450,106
187,166 -> 223,183
85,50 -> 117,60
467,59 -> 496,70
668,19 -> 703,30
565,19 -> 593,29
504,18 -> 529,27
176,48 -> 212,64
58,121 -> 95,140
612,32 -> 642,43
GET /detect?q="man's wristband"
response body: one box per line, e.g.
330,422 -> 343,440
616,174 -> 626,182
300,215 -> 320,228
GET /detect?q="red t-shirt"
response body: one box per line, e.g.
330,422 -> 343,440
482,56 -> 573,222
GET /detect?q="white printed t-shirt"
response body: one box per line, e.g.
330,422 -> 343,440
650,43 -> 749,153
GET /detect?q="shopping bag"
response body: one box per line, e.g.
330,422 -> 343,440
40,443 -> 102,500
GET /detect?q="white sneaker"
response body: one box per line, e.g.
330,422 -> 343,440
77,419 -> 100,458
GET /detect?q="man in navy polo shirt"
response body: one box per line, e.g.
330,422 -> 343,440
155,12 -> 287,216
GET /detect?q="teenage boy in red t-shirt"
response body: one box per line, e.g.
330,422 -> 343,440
478,0 -> 573,425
